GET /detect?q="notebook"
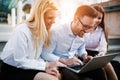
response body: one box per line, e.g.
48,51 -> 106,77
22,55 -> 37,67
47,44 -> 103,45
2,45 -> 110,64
66,52 -> 120,73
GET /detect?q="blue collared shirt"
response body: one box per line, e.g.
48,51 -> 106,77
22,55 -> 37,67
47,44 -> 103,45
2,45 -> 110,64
42,22 -> 89,61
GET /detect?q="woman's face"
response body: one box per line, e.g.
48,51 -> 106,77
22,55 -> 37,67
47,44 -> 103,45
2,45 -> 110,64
96,12 -> 103,26
88,12 -> 103,33
44,10 -> 57,30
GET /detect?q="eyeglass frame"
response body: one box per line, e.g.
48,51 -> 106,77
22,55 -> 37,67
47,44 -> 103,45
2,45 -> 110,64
77,18 -> 95,30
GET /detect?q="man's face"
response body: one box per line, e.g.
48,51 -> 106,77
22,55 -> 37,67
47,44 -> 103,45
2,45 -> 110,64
76,16 -> 96,37
44,10 -> 57,30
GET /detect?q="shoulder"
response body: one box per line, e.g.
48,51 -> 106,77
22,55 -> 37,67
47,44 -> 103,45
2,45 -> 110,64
84,33 -> 90,40
97,26 -> 103,31
51,23 -> 68,34
11,23 -> 31,38
51,23 -> 68,30
13,23 -> 30,34
14,23 -> 29,31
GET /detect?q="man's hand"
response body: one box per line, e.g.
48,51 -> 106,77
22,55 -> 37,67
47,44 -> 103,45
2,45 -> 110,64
59,57 -> 83,66
46,61 -> 66,69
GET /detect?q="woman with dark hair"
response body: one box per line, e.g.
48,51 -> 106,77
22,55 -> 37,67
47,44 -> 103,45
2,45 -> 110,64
86,5 -> 118,80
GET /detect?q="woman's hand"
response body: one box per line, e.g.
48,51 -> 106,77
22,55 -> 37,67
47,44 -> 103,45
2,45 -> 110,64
97,52 -> 105,56
45,61 -> 64,79
45,67 -> 60,78
82,54 -> 93,62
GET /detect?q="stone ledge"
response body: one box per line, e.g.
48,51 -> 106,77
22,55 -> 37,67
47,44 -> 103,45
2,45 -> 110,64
108,45 -> 120,52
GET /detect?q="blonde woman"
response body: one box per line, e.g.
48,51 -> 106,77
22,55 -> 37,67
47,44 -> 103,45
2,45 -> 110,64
0,0 -> 63,80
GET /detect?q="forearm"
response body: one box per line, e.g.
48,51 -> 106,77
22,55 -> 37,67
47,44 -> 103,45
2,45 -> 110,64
59,58 -> 67,64
42,52 -> 60,61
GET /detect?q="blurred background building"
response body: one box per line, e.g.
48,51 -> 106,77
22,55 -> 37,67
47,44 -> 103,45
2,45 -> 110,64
0,0 -> 120,79
0,0 -> 120,51
0,0 -> 120,60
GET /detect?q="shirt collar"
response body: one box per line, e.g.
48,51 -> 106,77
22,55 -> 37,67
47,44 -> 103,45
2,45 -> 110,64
67,21 -> 75,36
67,21 -> 89,39
95,26 -> 102,32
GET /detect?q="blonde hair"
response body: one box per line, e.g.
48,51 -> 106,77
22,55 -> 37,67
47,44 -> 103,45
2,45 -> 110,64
27,0 -> 57,52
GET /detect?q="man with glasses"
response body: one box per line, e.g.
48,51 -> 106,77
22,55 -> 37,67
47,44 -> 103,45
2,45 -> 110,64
42,5 -> 107,80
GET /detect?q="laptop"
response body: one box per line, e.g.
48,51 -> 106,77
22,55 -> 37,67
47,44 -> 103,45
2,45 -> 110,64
66,52 -> 120,73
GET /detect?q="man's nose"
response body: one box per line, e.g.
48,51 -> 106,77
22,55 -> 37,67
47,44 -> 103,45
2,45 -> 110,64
84,27 -> 95,33
84,29 -> 91,33
51,19 -> 55,24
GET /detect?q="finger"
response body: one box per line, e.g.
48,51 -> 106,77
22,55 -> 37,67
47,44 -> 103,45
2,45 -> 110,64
75,60 -> 83,65
49,69 -> 58,76
58,63 -> 67,67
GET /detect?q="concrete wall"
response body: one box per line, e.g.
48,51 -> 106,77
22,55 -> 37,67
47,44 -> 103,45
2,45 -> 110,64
105,11 -> 120,36
93,0 -> 120,36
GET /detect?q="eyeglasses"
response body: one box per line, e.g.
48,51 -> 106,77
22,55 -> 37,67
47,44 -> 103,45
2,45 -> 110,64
77,18 -> 94,29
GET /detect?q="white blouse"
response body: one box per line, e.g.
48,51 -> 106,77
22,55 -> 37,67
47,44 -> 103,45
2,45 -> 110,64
85,26 -> 107,53
0,23 -> 46,70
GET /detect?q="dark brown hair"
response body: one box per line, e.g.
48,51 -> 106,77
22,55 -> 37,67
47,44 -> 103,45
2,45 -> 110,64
93,5 -> 108,48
